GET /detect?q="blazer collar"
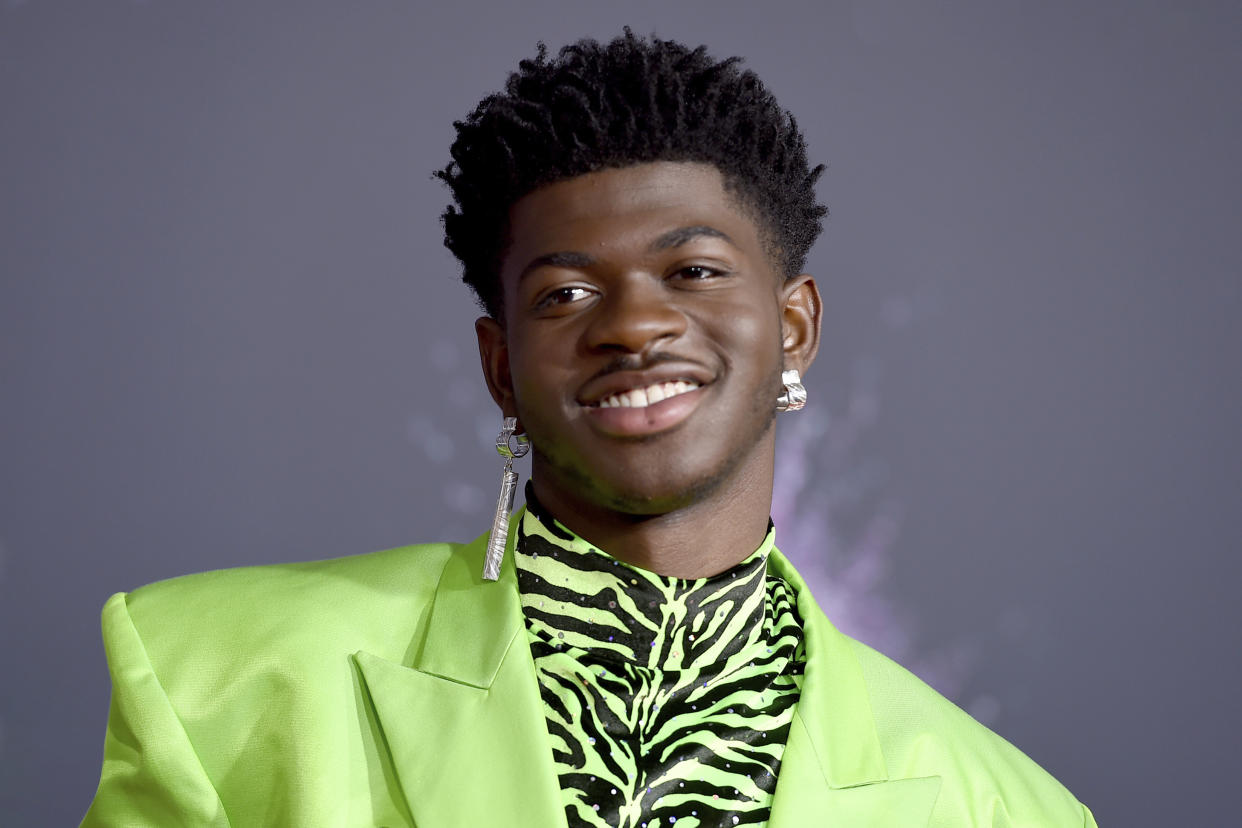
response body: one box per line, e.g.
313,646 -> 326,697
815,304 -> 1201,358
767,549 -> 941,825
354,513 -> 939,827
354,508 -> 567,828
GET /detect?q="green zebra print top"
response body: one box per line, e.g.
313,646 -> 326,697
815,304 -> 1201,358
516,491 -> 807,828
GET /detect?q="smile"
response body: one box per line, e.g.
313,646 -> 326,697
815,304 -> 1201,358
593,381 -> 702,409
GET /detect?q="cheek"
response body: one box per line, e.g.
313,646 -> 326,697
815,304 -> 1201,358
706,303 -> 783,369
505,332 -> 558,391
506,349 -> 575,425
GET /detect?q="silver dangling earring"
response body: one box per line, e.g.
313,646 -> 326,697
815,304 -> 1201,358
483,416 -> 530,581
775,369 -> 807,412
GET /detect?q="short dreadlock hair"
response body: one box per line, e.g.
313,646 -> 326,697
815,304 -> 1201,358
436,30 -> 827,320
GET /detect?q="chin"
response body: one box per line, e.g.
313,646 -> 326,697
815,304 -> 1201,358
597,483 -> 712,516
528,410 -> 775,516
539,451 -> 741,518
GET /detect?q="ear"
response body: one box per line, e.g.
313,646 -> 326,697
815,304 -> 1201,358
475,316 -> 520,424
780,274 -> 822,375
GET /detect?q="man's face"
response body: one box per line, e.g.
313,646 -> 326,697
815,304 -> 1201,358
477,161 -> 819,517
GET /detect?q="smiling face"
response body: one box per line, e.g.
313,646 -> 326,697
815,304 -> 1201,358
477,161 -> 820,526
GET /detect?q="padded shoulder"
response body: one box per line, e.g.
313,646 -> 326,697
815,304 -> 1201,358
89,541 -> 469,826
118,541 -> 461,677
847,639 -> 1090,827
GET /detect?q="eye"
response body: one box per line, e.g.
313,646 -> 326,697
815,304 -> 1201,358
670,264 -> 729,283
533,285 -> 595,311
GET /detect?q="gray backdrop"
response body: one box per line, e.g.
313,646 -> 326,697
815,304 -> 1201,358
2,1 -> 1239,825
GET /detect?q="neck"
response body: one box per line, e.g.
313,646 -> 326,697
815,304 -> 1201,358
528,448 -> 775,579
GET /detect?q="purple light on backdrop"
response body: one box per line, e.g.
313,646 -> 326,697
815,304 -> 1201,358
773,328 -> 979,706
773,359 -> 913,661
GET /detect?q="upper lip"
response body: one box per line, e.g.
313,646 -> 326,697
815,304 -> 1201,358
577,363 -> 715,406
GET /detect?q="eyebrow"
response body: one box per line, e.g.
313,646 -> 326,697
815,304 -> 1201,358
516,225 -> 738,282
517,251 -> 595,283
649,225 -> 736,252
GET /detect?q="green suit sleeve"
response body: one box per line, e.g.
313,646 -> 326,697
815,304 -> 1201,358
80,592 -> 232,828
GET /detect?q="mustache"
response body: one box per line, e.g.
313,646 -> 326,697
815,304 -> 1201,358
585,351 -> 702,382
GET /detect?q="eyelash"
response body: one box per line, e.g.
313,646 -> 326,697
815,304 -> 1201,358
674,265 -> 725,280
533,265 -> 729,310
534,286 -> 594,309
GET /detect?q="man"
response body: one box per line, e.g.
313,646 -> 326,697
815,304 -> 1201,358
83,32 -> 1096,827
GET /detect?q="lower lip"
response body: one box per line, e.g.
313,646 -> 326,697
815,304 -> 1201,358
581,387 -> 707,437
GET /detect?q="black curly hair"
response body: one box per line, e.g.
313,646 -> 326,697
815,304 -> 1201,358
436,30 -> 827,320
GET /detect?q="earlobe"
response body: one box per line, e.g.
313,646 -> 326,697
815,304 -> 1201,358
780,274 -> 822,374
475,316 -> 518,420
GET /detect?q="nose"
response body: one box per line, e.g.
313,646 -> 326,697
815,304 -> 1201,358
583,275 -> 688,354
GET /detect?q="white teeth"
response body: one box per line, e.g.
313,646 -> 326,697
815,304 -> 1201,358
595,381 -> 700,409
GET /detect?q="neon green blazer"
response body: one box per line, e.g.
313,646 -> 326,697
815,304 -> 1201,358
82,511 -> 1097,826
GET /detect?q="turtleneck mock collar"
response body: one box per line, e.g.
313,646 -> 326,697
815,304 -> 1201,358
515,486 -> 777,673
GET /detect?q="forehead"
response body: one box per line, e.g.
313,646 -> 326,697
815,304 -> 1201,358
500,161 -> 770,280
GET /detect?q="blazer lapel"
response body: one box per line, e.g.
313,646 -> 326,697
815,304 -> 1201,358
354,511 -> 565,828
767,551 -> 941,827
351,531 -> 939,826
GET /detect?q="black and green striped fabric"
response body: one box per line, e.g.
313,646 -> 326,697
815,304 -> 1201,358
515,493 -> 807,828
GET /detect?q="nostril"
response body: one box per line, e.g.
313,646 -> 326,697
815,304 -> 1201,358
584,296 -> 688,353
